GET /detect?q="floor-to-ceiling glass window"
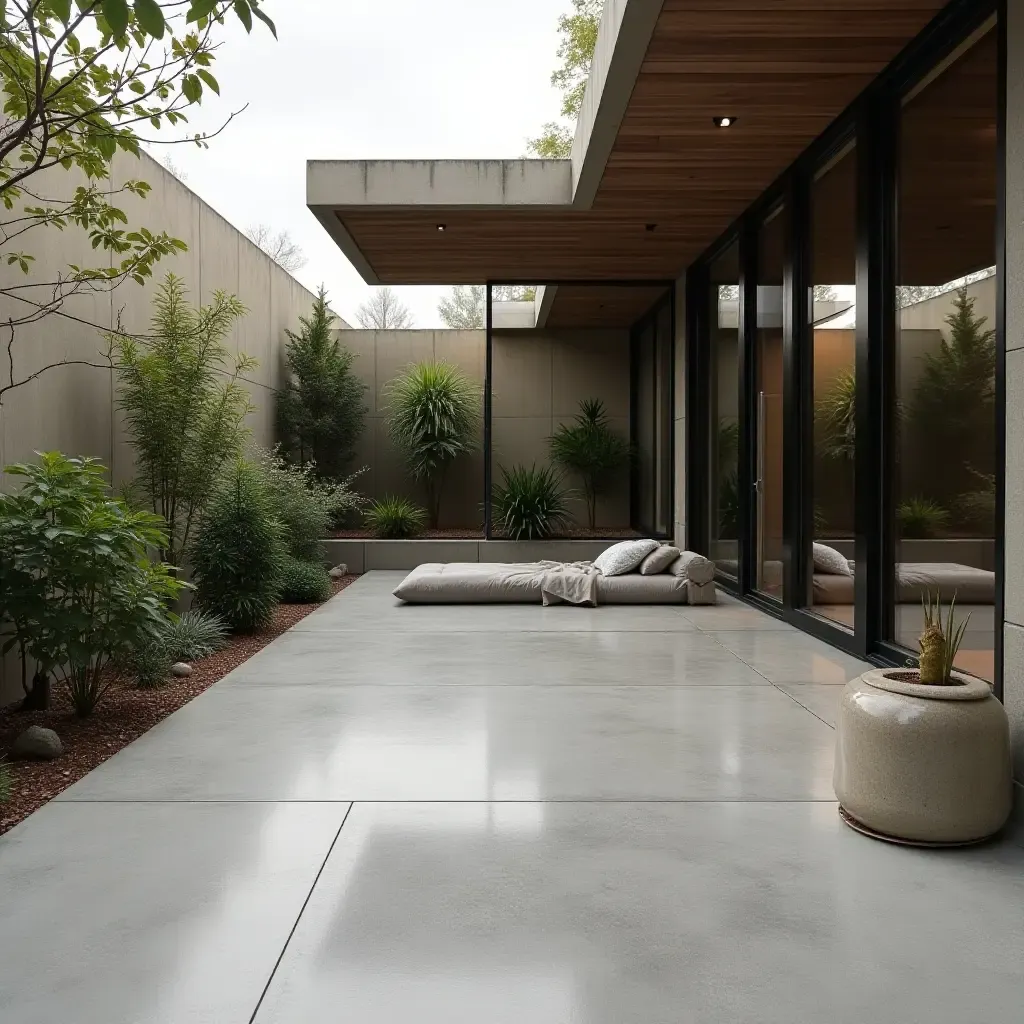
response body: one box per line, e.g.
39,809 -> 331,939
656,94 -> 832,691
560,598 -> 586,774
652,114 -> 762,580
707,241 -> 740,577
809,139 -> 858,628
892,22 -> 999,680
755,204 -> 787,600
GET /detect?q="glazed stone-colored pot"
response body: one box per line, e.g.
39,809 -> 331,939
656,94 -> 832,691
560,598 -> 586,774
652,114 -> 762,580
834,668 -> 1012,845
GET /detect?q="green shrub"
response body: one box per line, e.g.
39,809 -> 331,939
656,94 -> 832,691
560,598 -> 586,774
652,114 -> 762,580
385,361 -> 479,527
278,557 -> 332,604
898,496 -> 950,539
277,287 -> 368,478
364,496 -> 426,539
114,273 -> 252,566
192,459 -> 285,633
132,637 -> 174,688
0,758 -> 11,803
163,610 -> 229,662
0,453 -> 185,716
549,398 -> 630,528
493,464 -> 571,540
252,446 -> 331,561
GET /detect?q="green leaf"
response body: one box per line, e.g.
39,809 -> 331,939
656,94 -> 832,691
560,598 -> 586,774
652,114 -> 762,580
232,0 -> 253,32
186,0 -> 220,22
52,0 -> 73,23
196,69 -> 220,95
133,0 -> 166,38
249,2 -> 277,38
102,0 -> 130,37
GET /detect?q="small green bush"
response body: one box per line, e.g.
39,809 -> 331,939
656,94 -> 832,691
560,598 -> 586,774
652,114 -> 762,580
252,447 -> 331,561
493,464 -> 571,540
278,557 -> 332,604
364,495 -> 426,539
192,459 -> 285,633
163,610 -> 229,662
132,637 -> 174,688
0,758 -> 11,803
898,496 -> 950,539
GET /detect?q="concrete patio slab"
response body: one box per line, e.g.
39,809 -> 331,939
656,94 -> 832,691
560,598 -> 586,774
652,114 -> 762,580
0,801 -> 346,1024
216,628 -> 773,688
1,570 -> 1020,1024
56,682 -> 836,803
252,801 -> 1024,1024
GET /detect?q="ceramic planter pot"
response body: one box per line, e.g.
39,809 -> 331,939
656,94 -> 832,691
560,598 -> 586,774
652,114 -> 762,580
834,668 -> 1012,845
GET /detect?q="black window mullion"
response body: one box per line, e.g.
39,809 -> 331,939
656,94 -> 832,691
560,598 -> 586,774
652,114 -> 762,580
738,218 -> 758,596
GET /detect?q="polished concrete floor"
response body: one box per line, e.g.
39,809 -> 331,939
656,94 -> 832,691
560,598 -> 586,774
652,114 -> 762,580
1,572 -> 1022,1023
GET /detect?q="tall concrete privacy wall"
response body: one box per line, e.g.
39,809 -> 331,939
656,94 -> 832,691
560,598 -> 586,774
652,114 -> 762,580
0,149 -> 324,485
0,150 -> 324,706
1003,0 -> 1024,805
338,327 -> 633,529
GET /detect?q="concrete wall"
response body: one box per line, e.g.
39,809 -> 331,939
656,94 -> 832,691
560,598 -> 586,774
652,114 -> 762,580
1003,0 -> 1024,808
334,329 -> 486,528
0,150 -> 326,705
332,327 -> 632,529
491,328 -> 631,528
0,149 -> 326,485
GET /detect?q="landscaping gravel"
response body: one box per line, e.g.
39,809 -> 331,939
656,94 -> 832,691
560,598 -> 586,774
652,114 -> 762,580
0,576 -> 358,837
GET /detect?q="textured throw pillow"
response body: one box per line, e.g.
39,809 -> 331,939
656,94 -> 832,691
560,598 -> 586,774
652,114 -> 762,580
812,542 -> 853,576
639,545 -> 681,576
668,551 -> 715,586
593,538 -> 660,576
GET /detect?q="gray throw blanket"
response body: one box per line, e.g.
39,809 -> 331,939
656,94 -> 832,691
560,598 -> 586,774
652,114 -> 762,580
537,560 -> 600,607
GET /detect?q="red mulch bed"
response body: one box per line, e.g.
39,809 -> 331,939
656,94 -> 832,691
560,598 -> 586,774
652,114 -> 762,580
330,527 -> 641,540
0,575 -> 359,837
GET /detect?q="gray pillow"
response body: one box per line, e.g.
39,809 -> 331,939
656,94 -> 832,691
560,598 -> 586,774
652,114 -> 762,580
668,551 -> 715,586
639,545 -> 681,576
593,539 -> 660,576
812,542 -> 853,576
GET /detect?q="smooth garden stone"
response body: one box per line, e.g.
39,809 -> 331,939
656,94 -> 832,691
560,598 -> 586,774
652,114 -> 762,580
170,662 -> 193,678
11,725 -> 62,759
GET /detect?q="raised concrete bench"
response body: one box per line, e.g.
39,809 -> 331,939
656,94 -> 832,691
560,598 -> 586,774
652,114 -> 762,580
321,539 -> 615,573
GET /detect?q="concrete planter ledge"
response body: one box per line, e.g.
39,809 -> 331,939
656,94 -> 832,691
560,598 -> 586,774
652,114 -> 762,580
321,538 -> 618,573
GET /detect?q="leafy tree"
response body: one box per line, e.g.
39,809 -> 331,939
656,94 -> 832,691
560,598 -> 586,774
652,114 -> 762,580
0,452 -> 184,717
114,272 -> 253,566
245,224 -> 307,273
385,361 -> 480,528
0,1 -> 276,402
356,286 -> 414,329
911,286 -> 996,490
277,286 -> 367,479
438,285 -> 484,329
527,0 -> 603,158
549,397 -> 629,529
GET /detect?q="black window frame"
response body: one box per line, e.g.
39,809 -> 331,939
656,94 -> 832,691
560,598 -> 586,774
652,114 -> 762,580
685,0 -> 1006,697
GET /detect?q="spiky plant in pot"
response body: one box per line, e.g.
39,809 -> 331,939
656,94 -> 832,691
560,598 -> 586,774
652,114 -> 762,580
917,591 -> 971,685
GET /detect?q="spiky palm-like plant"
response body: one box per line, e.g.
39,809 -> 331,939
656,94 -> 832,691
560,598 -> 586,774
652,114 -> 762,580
385,361 -> 480,528
364,496 -> 427,539
918,591 -> 971,685
549,398 -> 630,529
816,370 -> 857,462
492,464 -> 572,540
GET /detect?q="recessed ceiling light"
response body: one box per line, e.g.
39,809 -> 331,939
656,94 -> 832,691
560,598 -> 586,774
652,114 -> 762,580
436,224 -> 446,232
713,116 -> 737,128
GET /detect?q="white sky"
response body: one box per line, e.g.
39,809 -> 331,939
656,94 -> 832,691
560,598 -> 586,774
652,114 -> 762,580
145,0 -> 568,328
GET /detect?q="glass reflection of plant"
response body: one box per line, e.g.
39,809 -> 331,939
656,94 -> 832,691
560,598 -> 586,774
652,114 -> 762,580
716,421 -> 739,540
816,370 -> 856,462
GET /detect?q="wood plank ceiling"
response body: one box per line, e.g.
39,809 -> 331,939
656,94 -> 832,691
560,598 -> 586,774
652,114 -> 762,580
338,0 -> 948,324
